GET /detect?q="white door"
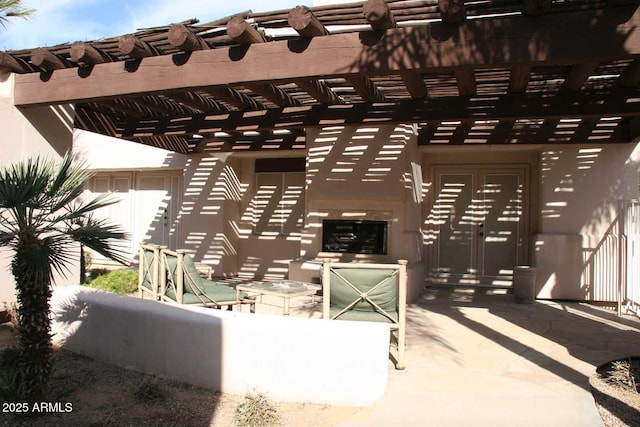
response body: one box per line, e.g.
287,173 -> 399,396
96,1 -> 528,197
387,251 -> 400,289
429,166 -> 528,286
87,171 -> 181,266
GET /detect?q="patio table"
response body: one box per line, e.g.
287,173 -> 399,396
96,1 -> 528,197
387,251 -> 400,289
236,280 -> 321,315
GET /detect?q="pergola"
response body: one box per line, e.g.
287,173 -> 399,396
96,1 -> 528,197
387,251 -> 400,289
2,0 -> 639,154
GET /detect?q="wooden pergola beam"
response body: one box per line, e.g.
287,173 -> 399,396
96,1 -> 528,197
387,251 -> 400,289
454,67 -> 476,96
294,78 -> 344,104
31,48 -> 68,71
70,42 -> 111,65
131,95 -> 187,116
562,61 -> 599,91
438,0 -> 466,24
204,86 -> 265,110
523,0 -> 551,17
288,6 -> 328,37
243,83 -> 302,106
0,52 -> 27,73
363,0 -> 396,30
227,15 -> 265,44
89,99 -> 148,119
618,59 -> 640,87
118,34 -> 157,58
13,7 -> 640,106
401,71 -> 428,99
166,91 -> 227,113
113,87 -> 640,137
509,64 -> 532,93
344,74 -> 385,101
168,24 -> 208,52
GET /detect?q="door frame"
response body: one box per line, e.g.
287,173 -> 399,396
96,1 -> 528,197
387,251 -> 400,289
426,163 -> 531,286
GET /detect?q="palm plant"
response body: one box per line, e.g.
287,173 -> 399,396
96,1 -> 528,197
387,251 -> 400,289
0,0 -> 34,29
0,152 -> 127,400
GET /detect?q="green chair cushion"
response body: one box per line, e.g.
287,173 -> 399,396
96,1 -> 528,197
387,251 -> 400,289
329,307 -> 398,323
201,282 -> 239,302
181,255 -> 205,295
328,268 -> 398,313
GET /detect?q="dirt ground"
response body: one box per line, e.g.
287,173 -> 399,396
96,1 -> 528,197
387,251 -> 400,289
589,358 -> 640,427
0,323 -> 359,426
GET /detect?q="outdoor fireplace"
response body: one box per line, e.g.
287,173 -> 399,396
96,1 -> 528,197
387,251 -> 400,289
321,219 -> 388,255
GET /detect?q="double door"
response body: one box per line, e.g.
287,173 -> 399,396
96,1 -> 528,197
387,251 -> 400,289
430,166 -> 528,286
87,171 -> 181,265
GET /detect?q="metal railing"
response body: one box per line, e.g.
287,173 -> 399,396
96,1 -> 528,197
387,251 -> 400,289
618,200 -> 640,317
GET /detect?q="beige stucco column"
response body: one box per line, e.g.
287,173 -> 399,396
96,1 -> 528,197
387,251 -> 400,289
0,72 -> 75,303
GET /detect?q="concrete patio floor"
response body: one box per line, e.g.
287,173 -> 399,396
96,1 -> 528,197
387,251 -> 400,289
252,285 -> 640,427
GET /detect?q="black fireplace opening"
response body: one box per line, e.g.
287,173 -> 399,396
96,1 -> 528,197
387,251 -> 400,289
321,219 -> 388,255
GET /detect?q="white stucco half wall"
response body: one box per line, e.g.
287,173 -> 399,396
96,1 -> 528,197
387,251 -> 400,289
50,285 -> 390,406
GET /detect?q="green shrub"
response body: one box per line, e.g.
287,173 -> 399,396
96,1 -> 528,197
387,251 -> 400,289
88,268 -> 110,281
86,269 -> 138,295
235,391 -> 280,427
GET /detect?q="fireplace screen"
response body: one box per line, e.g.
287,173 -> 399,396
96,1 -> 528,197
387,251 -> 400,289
322,219 -> 388,255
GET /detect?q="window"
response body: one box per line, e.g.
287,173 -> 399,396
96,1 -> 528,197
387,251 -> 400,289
253,159 -> 306,235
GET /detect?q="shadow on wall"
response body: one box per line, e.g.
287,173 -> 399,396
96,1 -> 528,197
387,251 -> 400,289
161,152 -> 241,273
536,144 -> 640,301
51,286 -> 224,420
19,105 -> 74,157
301,125 -> 420,263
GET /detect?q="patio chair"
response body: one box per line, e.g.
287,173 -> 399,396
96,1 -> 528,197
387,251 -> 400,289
321,259 -> 408,369
159,248 -> 255,312
138,243 -> 163,300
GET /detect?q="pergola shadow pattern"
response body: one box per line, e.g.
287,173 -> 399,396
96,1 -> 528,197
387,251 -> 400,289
2,0 -> 640,153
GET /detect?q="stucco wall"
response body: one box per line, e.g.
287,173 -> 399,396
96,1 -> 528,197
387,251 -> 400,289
75,133 -> 244,277
535,143 -> 640,300
0,73 -> 76,303
420,142 -> 640,301
295,125 -> 424,298
51,285 -> 389,406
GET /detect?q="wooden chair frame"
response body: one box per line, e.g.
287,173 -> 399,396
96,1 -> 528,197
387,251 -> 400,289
322,259 -> 408,369
159,247 -> 254,311
138,243 -> 163,300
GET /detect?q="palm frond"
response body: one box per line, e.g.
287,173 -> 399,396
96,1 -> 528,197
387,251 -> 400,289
65,217 -> 129,265
47,153 -> 94,212
56,193 -> 121,224
0,0 -> 35,29
0,155 -> 54,210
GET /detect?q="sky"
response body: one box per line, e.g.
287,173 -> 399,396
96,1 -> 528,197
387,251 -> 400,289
0,0 -> 314,51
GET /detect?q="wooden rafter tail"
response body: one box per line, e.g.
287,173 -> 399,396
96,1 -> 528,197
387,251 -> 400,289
118,34 -> 157,59
438,0 -> 466,24
509,64 -> 533,94
562,61 -> 599,92
133,95 -> 186,116
168,24 -> 209,52
288,5 -> 328,37
205,86 -> 265,110
454,66 -> 476,97
522,0 -> 551,17
0,52 -> 28,73
166,91 -> 228,113
619,59 -> 640,88
344,74 -> 385,102
227,15 -> 265,44
363,0 -> 396,30
244,83 -> 302,107
400,71 -> 428,99
70,41 -> 112,65
294,78 -> 344,105
30,48 -> 69,71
